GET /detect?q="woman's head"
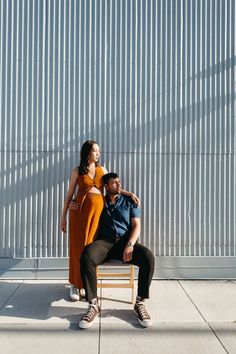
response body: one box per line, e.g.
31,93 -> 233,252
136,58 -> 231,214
78,140 -> 100,175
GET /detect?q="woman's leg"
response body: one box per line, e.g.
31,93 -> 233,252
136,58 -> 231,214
69,194 -> 103,290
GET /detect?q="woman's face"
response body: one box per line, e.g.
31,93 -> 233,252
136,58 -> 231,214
89,144 -> 100,163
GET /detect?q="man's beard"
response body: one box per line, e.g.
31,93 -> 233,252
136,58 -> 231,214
108,190 -> 121,195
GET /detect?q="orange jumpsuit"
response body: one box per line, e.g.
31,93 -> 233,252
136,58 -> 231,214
69,165 -> 105,289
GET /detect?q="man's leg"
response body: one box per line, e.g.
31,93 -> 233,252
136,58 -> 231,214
121,243 -> 155,328
106,238 -> 155,326
79,239 -> 115,329
129,243 -> 155,299
80,239 -> 114,302
107,239 -> 155,299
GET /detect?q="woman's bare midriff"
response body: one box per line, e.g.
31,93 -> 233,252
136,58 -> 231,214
88,186 -> 102,194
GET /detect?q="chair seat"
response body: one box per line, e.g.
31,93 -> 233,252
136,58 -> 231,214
96,260 -> 135,303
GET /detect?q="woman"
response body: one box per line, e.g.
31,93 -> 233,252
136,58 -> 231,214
60,140 -> 139,301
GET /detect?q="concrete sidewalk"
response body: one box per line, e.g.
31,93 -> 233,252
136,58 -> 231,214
0,279 -> 235,354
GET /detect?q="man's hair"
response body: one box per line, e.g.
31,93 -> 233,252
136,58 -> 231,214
102,173 -> 119,185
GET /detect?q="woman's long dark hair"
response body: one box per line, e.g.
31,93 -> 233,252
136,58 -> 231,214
78,140 -> 99,175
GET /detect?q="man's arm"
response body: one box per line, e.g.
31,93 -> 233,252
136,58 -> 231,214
123,217 -> 141,262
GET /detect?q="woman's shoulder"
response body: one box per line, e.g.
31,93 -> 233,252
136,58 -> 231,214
98,165 -> 108,174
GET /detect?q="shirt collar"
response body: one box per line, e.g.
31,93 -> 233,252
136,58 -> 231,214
105,193 -> 122,204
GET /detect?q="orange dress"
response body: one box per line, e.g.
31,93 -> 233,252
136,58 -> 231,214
69,165 -> 105,288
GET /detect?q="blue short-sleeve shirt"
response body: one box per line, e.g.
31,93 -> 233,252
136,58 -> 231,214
98,194 -> 141,239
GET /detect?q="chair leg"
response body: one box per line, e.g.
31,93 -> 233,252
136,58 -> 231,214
96,264 -> 135,303
132,286 -> 135,304
130,265 -> 135,304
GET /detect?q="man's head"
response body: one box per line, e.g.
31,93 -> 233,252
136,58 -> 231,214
102,173 -> 122,195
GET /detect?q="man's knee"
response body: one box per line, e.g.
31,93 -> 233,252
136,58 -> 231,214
80,244 -> 93,266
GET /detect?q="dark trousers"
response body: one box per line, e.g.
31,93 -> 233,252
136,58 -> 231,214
80,236 -> 155,302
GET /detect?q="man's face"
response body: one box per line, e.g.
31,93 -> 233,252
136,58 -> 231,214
105,177 -> 122,195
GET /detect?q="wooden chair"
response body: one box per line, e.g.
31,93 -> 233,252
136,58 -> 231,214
96,259 -> 135,304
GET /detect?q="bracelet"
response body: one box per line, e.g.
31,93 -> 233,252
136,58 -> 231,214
127,241 -> 134,248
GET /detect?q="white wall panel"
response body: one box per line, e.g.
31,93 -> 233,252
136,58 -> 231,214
0,0 -> 235,277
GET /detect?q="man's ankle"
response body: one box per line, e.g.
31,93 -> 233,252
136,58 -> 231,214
89,297 -> 98,305
136,296 -> 145,302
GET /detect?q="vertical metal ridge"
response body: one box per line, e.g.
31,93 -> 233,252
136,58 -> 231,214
0,0 -> 235,263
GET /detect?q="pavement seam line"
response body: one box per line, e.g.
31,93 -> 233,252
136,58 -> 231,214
98,281 -> 102,354
0,280 -> 24,312
178,280 -> 229,354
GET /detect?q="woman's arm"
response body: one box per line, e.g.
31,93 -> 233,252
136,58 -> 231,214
101,166 -> 140,205
59,168 -> 78,233
121,189 -> 140,206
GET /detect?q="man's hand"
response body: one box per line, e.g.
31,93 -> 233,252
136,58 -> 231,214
123,245 -> 133,262
69,199 -> 79,211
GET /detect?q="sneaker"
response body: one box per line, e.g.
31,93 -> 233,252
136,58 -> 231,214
80,288 -> 86,301
69,286 -> 80,301
134,301 -> 152,327
79,303 -> 101,329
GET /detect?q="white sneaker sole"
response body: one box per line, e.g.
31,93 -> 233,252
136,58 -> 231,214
69,296 -> 80,302
79,316 -> 99,329
134,308 -> 152,328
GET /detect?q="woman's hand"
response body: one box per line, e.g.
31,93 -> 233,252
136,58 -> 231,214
60,218 -> 67,233
130,193 -> 140,206
69,199 -> 79,211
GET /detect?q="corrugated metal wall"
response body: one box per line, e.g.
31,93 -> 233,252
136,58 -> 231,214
0,0 -> 236,277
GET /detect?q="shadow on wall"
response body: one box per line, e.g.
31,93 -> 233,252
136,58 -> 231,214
0,54 -> 235,263
0,0 -> 235,262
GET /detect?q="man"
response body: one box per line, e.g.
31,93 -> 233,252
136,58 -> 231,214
79,173 -> 155,329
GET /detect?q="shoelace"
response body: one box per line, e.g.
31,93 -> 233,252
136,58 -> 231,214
82,304 -> 98,321
136,302 -> 150,320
